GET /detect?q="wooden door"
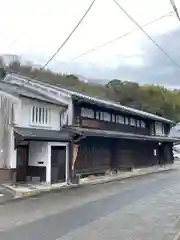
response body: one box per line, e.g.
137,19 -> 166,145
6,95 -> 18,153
16,146 -> 29,182
119,150 -> 133,170
51,146 -> 66,183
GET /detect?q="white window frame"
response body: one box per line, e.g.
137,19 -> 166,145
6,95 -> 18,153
31,106 -> 51,126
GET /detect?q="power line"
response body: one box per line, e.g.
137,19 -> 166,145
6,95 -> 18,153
113,0 -> 180,70
41,0 -> 97,70
70,11 -> 174,61
170,0 -> 180,21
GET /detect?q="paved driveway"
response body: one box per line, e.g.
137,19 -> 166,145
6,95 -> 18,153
1,170 -> 180,240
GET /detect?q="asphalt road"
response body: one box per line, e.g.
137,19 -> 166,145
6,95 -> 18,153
1,170 -> 180,240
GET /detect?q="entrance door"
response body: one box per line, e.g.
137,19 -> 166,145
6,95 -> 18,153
51,146 -> 66,183
16,145 -> 29,182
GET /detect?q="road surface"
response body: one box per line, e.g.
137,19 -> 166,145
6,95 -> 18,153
1,170 -> 180,240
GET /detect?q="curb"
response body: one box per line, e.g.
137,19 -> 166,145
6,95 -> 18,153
87,167 -> 177,186
0,167 -> 177,206
0,183 -> 81,206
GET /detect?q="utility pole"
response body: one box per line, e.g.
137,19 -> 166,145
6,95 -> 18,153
170,0 -> 180,21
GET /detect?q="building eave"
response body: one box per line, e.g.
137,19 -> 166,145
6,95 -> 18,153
64,126 -> 180,143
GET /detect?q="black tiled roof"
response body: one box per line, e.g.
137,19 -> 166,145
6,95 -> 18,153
14,127 -> 73,141
0,81 -> 66,106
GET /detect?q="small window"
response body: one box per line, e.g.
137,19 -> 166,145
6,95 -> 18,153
103,112 -> 111,122
116,115 -> 124,124
60,109 -> 68,127
100,112 -> 104,120
81,108 -> 94,119
136,120 -> 140,127
140,120 -> 146,128
31,106 -> 50,126
112,114 -> 116,123
130,118 -> 136,126
125,117 -> 129,124
155,122 -> 164,135
96,111 -> 100,120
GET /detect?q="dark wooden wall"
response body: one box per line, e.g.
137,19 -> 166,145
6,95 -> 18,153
74,103 -> 150,134
74,137 -> 111,174
80,118 -> 149,135
74,136 -> 173,175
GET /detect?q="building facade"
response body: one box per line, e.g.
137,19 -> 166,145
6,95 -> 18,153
0,73 -> 178,184
68,97 -> 175,176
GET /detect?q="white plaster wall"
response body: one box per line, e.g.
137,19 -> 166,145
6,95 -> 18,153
29,142 -> 69,184
9,128 -> 17,168
28,142 -> 49,167
0,91 -> 20,169
67,100 -> 73,125
19,97 -> 64,130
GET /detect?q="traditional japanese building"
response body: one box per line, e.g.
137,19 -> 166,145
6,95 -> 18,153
64,92 -> 178,178
0,73 -> 179,184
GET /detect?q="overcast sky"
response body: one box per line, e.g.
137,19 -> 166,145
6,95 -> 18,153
1,0 -> 180,86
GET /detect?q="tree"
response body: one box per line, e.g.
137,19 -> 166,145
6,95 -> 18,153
4,60 -> 180,122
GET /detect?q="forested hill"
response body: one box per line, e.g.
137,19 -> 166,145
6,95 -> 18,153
3,60 -> 180,122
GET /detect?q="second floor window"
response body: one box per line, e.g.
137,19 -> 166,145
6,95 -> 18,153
60,109 -> 68,127
100,112 -> 111,121
140,120 -> 146,128
96,111 -> 100,120
155,122 -> 164,135
103,112 -> 111,122
116,115 -> 124,124
136,120 -> 141,127
125,117 -> 129,124
31,106 -> 50,125
112,114 -> 116,123
130,118 -> 136,126
81,108 -> 94,119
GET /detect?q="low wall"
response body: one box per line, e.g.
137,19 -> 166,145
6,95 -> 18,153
0,168 -> 16,183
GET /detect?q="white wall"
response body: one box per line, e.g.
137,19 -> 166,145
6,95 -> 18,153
28,142 -> 49,167
0,91 -> 20,169
28,141 -> 69,184
29,141 -> 51,183
19,97 -> 65,130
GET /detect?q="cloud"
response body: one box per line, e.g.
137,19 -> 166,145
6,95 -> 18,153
52,26 -> 180,86
2,0 -> 180,86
